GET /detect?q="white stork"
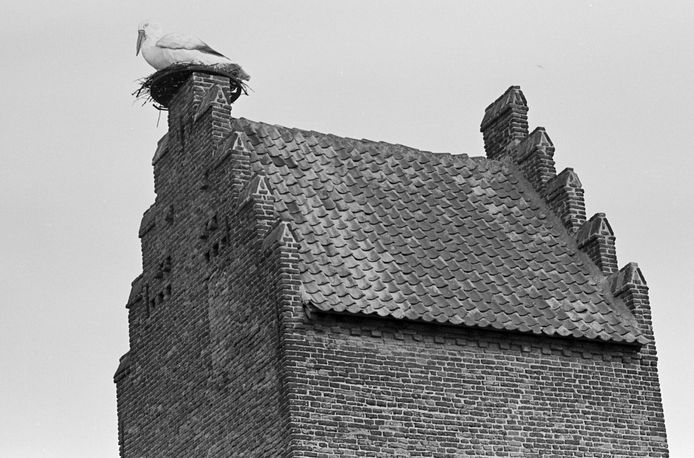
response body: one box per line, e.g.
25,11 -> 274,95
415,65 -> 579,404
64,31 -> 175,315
136,20 -> 234,70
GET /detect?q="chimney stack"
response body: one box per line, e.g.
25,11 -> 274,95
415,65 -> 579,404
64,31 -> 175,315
480,86 -> 529,161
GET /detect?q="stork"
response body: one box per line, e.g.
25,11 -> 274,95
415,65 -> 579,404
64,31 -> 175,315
136,20 -> 235,70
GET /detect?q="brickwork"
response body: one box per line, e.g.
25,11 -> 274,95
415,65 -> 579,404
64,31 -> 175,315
577,213 -> 619,275
512,127 -> 557,193
543,168 -> 587,235
115,75 -> 668,456
286,313 -> 668,457
480,86 -> 529,161
115,73 -> 292,456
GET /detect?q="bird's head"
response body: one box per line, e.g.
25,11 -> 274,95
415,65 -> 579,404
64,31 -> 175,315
136,20 -> 162,55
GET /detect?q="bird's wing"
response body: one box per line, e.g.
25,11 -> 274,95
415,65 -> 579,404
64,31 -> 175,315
156,33 -> 227,58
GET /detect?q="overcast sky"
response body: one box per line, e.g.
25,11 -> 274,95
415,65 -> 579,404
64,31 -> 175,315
1,1 -> 692,456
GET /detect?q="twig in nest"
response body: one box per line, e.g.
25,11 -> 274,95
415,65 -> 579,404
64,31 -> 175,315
133,62 -> 250,110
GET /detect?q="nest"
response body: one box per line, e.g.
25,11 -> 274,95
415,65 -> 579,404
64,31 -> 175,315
134,62 -> 250,110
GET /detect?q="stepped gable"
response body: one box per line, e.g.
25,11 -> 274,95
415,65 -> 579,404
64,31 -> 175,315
231,117 -> 645,345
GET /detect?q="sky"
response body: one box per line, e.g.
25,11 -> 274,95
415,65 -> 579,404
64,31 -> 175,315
1,1 -> 692,456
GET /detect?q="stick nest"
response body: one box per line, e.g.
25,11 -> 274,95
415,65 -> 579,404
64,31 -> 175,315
134,62 -> 250,110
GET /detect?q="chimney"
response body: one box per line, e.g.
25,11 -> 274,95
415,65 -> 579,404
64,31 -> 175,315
166,72 -> 234,155
149,71 -> 236,199
480,86 -> 529,161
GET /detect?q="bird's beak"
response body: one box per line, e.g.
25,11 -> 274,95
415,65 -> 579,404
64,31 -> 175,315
136,29 -> 145,56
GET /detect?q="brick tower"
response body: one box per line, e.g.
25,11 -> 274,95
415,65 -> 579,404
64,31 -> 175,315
115,73 -> 668,456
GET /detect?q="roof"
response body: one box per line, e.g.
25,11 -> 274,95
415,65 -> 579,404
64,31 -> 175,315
232,117 -> 644,345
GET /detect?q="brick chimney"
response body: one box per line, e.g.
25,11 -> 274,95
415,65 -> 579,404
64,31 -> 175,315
481,87 -> 561,196
480,86 -> 529,161
151,73 -> 235,198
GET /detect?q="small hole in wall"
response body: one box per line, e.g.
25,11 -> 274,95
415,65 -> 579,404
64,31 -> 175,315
213,242 -> 220,256
144,284 -> 151,318
163,256 -> 172,273
165,204 -> 174,223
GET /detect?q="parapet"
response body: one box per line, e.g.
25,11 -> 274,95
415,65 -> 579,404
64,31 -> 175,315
481,86 -> 640,283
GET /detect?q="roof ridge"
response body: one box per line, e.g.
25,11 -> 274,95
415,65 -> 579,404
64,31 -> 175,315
234,116 -> 475,166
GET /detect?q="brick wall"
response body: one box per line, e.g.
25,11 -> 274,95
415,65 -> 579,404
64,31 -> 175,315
115,74 -> 291,456
285,313 -> 668,457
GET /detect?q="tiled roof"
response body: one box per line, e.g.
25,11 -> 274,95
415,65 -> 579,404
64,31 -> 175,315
234,117 -> 644,345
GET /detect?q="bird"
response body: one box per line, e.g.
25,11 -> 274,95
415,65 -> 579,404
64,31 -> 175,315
136,20 -> 236,70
